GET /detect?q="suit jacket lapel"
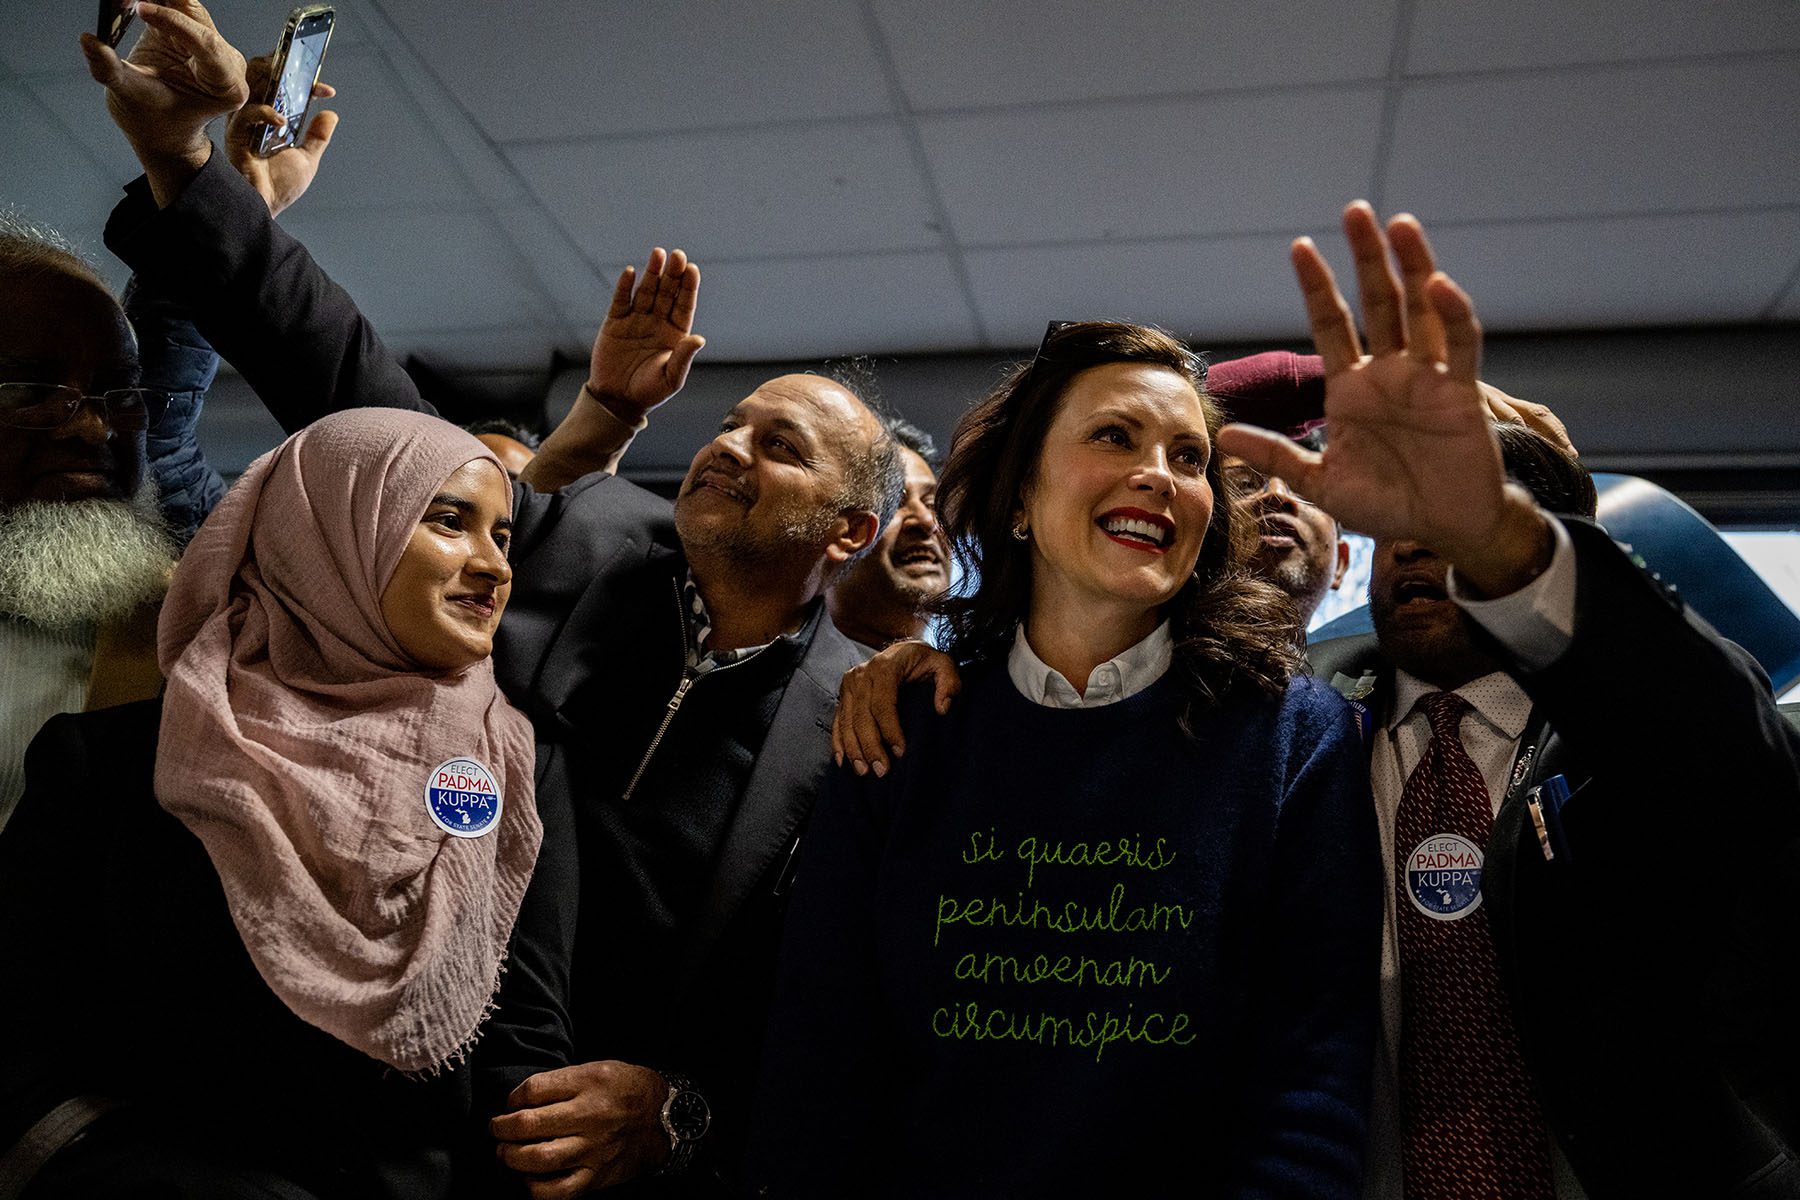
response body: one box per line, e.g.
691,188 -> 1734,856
676,617 -> 850,988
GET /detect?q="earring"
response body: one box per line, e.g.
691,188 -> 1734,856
1010,521 -> 1028,542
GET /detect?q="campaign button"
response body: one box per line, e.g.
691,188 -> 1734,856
424,756 -> 503,839
1405,833 -> 1484,920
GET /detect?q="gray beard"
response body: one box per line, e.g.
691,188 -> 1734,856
0,482 -> 176,630
674,495 -> 840,578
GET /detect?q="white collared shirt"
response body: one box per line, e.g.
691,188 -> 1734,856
1006,619 -> 1173,708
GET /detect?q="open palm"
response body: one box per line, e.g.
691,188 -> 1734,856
1219,204 -> 1512,563
586,247 -> 704,422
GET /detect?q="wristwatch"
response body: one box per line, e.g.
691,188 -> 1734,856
656,1071 -> 711,1174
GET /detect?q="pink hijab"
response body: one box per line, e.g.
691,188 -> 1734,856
155,409 -> 541,1074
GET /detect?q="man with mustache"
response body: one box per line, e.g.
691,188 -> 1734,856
826,418 -> 950,652
1238,207 -> 1800,1200
1207,352 -> 1349,633
0,53 -> 338,830
0,217 -> 176,830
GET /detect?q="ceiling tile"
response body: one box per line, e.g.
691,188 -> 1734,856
921,86 -> 1385,246
1765,266 -> 1800,321
603,251 -> 982,361
1,1 -> 112,77
277,207 -> 560,339
1384,59 -> 1800,222
0,81 -> 125,280
17,72 -> 143,185
383,327 -> 574,371
280,46 -> 485,212
378,0 -> 891,142
0,0 -> 367,80
507,120 -> 942,265
1408,0 -> 1800,74
873,0 -> 1397,110
965,229 -> 1343,347
1424,210 -> 1800,329
196,0 -> 372,55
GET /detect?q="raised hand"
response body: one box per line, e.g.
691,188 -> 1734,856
1216,202 -> 1551,593
585,247 -> 705,426
79,0 -> 249,203
225,55 -> 339,218
518,248 -> 704,491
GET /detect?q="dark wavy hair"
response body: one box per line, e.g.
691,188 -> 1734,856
1495,421 -> 1596,519
933,321 -> 1303,722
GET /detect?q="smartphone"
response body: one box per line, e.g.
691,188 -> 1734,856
255,4 -> 335,158
96,0 -> 135,47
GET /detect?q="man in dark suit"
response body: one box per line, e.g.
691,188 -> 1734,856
81,15 -> 901,1196
1222,205 -> 1800,1198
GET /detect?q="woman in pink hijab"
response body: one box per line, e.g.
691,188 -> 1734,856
0,409 -> 542,1200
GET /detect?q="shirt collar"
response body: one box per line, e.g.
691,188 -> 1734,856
1388,667 -> 1533,741
1006,619 -> 1173,709
681,568 -> 786,672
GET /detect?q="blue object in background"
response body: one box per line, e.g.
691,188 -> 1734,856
1305,474 -> 1800,697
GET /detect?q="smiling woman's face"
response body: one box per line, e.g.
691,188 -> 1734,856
379,458 -> 514,671
1020,362 -> 1214,635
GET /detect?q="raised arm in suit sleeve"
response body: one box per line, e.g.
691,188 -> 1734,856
1501,518 -> 1800,833
103,152 -> 430,433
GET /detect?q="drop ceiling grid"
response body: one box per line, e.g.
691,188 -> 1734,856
4,0 -> 1799,368
350,0 -> 632,357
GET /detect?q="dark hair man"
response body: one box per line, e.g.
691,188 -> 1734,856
826,417 -> 949,651
1243,206 -> 1800,1200
1223,426 -> 1348,628
1206,352 -> 1350,632
81,9 -> 902,1193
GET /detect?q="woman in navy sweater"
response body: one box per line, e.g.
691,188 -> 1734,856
751,321 -> 1382,1197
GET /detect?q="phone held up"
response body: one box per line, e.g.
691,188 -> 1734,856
255,4 -> 336,158
95,0 -> 135,48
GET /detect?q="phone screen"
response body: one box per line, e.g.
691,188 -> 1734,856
260,9 -> 334,155
272,20 -> 330,126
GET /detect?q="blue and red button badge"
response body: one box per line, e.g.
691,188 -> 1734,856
424,757 -> 503,838
1405,834 -> 1484,920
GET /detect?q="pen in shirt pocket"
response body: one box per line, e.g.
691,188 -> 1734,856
1526,773 -> 1574,864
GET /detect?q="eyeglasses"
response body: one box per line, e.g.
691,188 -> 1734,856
0,383 -> 161,432
1222,461 -> 1321,509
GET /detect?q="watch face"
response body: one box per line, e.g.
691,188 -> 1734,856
668,1089 -> 711,1140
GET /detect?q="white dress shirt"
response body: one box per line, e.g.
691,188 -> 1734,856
1006,619 -> 1173,708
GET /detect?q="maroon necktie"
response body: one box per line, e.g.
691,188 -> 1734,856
1395,691 -> 1554,1199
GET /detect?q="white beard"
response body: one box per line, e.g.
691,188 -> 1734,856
0,482 -> 176,629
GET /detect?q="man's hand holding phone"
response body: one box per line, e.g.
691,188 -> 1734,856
80,0 -> 249,207
226,54 -> 338,217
